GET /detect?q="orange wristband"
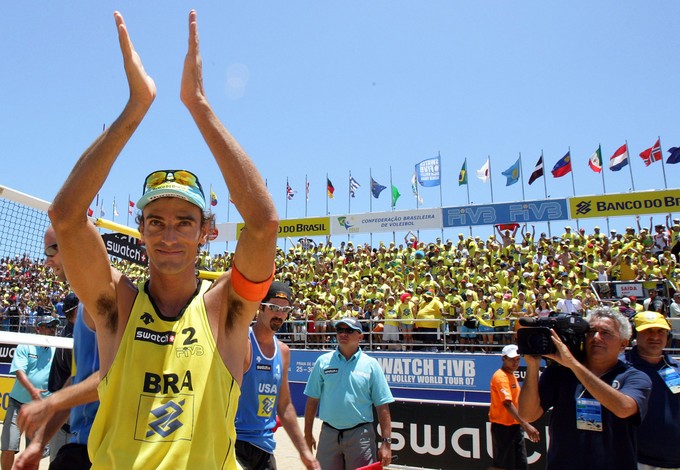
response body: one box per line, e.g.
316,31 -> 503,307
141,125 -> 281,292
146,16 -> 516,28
231,261 -> 275,302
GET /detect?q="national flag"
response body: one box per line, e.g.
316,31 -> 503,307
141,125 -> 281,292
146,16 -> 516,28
306,181 -> 310,201
551,152 -> 572,178
128,199 -> 135,215
327,178 -> 335,198
588,146 -> 602,173
476,158 -> 490,182
667,147 -> 680,165
349,176 -> 361,198
501,158 -> 521,186
370,178 -> 387,199
100,200 -> 105,217
210,190 -> 218,206
639,139 -> 662,167
391,185 -> 401,207
113,200 -> 119,217
609,144 -> 629,171
411,173 -> 423,204
458,160 -> 467,186
286,182 -> 297,200
496,223 -> 520,232
528,156 -> 544,185
87,208 -> 94,217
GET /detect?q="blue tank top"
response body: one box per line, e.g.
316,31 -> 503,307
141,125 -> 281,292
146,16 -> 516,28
234,328 -> 282,454
70,304 -> 100,445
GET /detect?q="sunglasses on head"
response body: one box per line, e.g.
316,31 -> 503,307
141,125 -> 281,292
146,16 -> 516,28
336,326 -> 358,334
44,244 -> 58,258
142,170 -> 204,197
261,302 -> 295,314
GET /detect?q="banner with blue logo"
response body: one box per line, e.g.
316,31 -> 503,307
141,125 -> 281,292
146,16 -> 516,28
416,156 -> 441,187
442,198 -> 568,227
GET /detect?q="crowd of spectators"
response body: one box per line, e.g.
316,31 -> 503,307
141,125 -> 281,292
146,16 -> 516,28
2,217 -> 680,351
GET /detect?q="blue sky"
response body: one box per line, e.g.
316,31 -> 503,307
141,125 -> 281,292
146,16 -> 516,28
2,2 -> 679,250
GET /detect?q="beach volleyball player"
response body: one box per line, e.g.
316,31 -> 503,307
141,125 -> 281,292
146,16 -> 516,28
48,11 -> 278,469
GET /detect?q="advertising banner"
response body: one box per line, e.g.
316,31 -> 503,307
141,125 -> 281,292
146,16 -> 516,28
236,217 -> 330,239
570,189 -> 680,219
442,199 -> 568,227
388,400 -> 550,469
102,232 -> 147,265
330,209 -> 442,235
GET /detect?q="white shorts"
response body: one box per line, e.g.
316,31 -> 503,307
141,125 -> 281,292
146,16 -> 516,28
383,324 -> 400,342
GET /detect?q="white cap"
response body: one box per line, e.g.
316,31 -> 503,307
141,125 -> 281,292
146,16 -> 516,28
502,344 -> 519,358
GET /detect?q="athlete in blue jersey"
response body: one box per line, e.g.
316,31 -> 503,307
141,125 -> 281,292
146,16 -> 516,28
235,282 -> 319,470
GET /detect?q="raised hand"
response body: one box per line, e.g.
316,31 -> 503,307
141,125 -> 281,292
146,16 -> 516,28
114,11 -> 156,108
180,10 -> 206,108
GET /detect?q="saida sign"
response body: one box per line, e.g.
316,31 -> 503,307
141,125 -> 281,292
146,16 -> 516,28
570,189 -> 680,219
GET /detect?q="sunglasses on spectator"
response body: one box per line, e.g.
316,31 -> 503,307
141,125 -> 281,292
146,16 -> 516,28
44,244 -> 58,258
261,303 -> 295,314
336,326 -> 358,334
142,170 -> 205,197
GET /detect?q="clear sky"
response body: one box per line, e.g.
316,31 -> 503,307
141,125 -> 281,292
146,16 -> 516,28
2,2 -> 679,251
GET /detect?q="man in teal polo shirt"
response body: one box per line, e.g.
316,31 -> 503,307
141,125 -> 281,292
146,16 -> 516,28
304,317 -> 394,469
1,316 -> 57,470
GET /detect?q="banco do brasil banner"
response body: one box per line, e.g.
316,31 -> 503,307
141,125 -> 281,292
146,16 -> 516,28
570,189 -> 680,219
236,217 -> 330,239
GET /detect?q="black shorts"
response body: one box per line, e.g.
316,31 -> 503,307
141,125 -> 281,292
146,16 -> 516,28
235,440 -> 277,470
49,443 -> 91,470
491,423 -> 527,470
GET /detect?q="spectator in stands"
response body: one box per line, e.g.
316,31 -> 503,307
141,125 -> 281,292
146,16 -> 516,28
519,308 -> 651,470
625,311 -> 680,469
555,289 -> 583,315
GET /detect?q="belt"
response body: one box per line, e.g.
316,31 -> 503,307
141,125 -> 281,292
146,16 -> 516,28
323,421 -> 370,443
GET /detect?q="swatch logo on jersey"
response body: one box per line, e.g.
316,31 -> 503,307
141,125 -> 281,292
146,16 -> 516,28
135,327 -> 176,345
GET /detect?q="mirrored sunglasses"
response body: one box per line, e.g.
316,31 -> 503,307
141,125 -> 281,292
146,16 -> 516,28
142,170 -> 204,197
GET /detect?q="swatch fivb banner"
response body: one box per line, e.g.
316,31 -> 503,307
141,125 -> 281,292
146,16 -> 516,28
416,156 -> 441,187
330,208 -> 442,235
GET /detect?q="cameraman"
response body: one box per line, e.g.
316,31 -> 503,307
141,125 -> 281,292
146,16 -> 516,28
518,308 -> 651,470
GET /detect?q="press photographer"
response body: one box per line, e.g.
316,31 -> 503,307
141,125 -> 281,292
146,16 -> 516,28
518,308 -> 652,470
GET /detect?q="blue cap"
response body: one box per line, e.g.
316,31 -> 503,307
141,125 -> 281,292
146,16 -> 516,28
334,317 -> 363,332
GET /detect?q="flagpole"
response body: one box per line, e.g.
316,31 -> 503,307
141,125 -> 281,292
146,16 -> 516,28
390,166 -> 396,245
658,136 -> 669,189
626,139 -> 636,191
438,151 -> 444,241
567,147 -> 579,231
284,178 -> 289,253
597,144 -> 611,234
541,150 -> 551,238
325,173 -> 329,216
519,152 -> 526,201
658,136 -> 671,221
464,158 -> 472,237
348,171 -> 352,216
112,197 -> 116,223
488,156 -> 494,203
126,194 -> 130,226
304,174 -> 309,218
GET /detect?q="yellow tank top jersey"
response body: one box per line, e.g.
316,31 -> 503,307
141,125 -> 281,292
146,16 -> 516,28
88,280 -> 241,469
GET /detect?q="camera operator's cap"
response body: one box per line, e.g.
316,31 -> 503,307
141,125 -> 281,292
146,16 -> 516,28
633,311 -> 671,332
263,281 -> 292,303
620,297 -> 631,305
37,316 -> 59,327
138,170 -> 206,211
502,344 -> 520,358
334,317 -> 363,333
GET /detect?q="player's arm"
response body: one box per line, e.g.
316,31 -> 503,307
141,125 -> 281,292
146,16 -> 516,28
502,400 -> 540,442
277,343 -> 320,470
180,9 -> 277,296
18,371 -> 100,438
48,11 -> 154,327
